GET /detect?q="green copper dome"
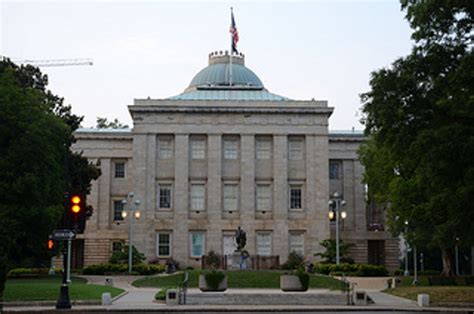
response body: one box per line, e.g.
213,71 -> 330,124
186,51 -> 263,90
168,51 -> 289,101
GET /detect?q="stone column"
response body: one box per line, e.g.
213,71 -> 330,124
131,134 -> 148,255
207,134 -> 222,252
342,160 -> 355,231
145,135 -> 156,220
144,135 -> 156,258
98,158 -> 111,230
241,135 -> 255,219
241,135 -> 255,254
273,135 -> 288,220
313,135 -> 330,257
174,135 -> 189,264
353,161 -> 366,233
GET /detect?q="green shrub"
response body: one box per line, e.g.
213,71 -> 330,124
465,276 -> 474,286
155,289 -> 167,301
205,250 -> 221,270
204,270 -> 226,290
281,251 -> 305,270
314,262 -> 388,277
109,245 -> 146,265
419,270 -> 439,276
155,287 -> 176,301
296,271 -> 310,291
354,264 -> 388,276
428,276 -> 456,286
7,268 -> 62,278
133,264 -> 166,275
82,263 -> 165,275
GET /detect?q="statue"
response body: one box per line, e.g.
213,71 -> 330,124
235,226 -> 246,252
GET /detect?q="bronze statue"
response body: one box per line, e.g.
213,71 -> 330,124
235,226 -> 246,251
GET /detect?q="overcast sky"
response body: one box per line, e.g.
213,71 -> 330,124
1,0 -> 414,130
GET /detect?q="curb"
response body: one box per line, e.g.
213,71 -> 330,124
3,300 -> 101,307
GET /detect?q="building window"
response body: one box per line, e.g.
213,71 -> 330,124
289,232 -> 304,256
288,137 -> 304,160
256,184 -> 271,211
157,232 -> 172,257
190,184 -> 205,211
158,184 -> 172,209
158,137 -> 173,159
190,232 -> 205,257
256,232 -> 272,256
329,161 -> 341,180
115,162 -> 125,178
191,138 -> 206,159
256,137 -> 272,160
112,241 -> 124,253
113,200 -> 124,221
223,138 -> 238,160
289,185 -> 302,210
223,184 -> 238,211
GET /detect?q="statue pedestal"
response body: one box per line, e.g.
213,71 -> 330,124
230,252 -> 248,270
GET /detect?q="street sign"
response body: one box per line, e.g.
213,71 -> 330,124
52,229 -> 76,240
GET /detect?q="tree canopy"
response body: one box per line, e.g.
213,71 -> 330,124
0,60 -> 100,301
360,0 -> 474,275
96,117 -> 129,129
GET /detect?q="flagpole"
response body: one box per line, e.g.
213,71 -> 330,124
229,7 -> 233,87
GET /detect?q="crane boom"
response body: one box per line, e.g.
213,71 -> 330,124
12,58 -> 93,67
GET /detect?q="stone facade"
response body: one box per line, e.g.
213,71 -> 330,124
72,51 -> 398,271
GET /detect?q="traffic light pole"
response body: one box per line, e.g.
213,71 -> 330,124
67,239 -> 72,283
56,240 -> 71,309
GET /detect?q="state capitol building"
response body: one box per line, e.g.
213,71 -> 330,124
72,50 -> 398,271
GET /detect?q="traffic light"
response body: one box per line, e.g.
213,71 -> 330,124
328,200 -> 336,222
70,194 -> 82,216
64,193 -> 88,233
48,238 -> 54,250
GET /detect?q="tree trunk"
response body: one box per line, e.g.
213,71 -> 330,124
440,247 -> 454,277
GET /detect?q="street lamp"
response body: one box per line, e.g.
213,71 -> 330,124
455,237 -> 460,276
121,192 -> 141,274
328,192 -> 347,265
404,220 -> 410,276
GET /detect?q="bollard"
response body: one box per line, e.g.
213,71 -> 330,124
418,294 -> 429,307
101,292 -> 112,305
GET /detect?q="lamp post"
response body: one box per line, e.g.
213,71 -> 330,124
121,192 -> 141,274
412,245 -> 418,285
404,220 -> 409,276
455,237 -> 460,276
329,192 -> 347,265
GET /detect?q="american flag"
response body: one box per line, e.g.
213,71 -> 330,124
229,9 -> 239,53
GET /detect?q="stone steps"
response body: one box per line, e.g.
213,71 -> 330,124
185,291 -> 348,305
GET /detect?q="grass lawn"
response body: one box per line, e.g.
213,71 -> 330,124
133,270 -> 343,290
386,286 -> 474,305
4,276 -> 124,302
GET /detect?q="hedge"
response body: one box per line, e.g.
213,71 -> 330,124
314,263 -> 388,277
7,268 -> 61,278
82,263 -> 165,275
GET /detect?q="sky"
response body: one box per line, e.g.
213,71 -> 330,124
1,0 -> 414,130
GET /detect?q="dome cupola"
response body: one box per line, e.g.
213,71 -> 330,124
185,51 -> 264,92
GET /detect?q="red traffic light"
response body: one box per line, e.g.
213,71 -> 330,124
47,239 -> 54,250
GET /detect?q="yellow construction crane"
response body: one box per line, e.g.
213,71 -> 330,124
2,56 -> 93,67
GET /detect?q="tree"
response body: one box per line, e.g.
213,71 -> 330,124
0,59 -> 100,305
315,239 -> 354,264
359,1 -> 474,276
96,117 -> 128,129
